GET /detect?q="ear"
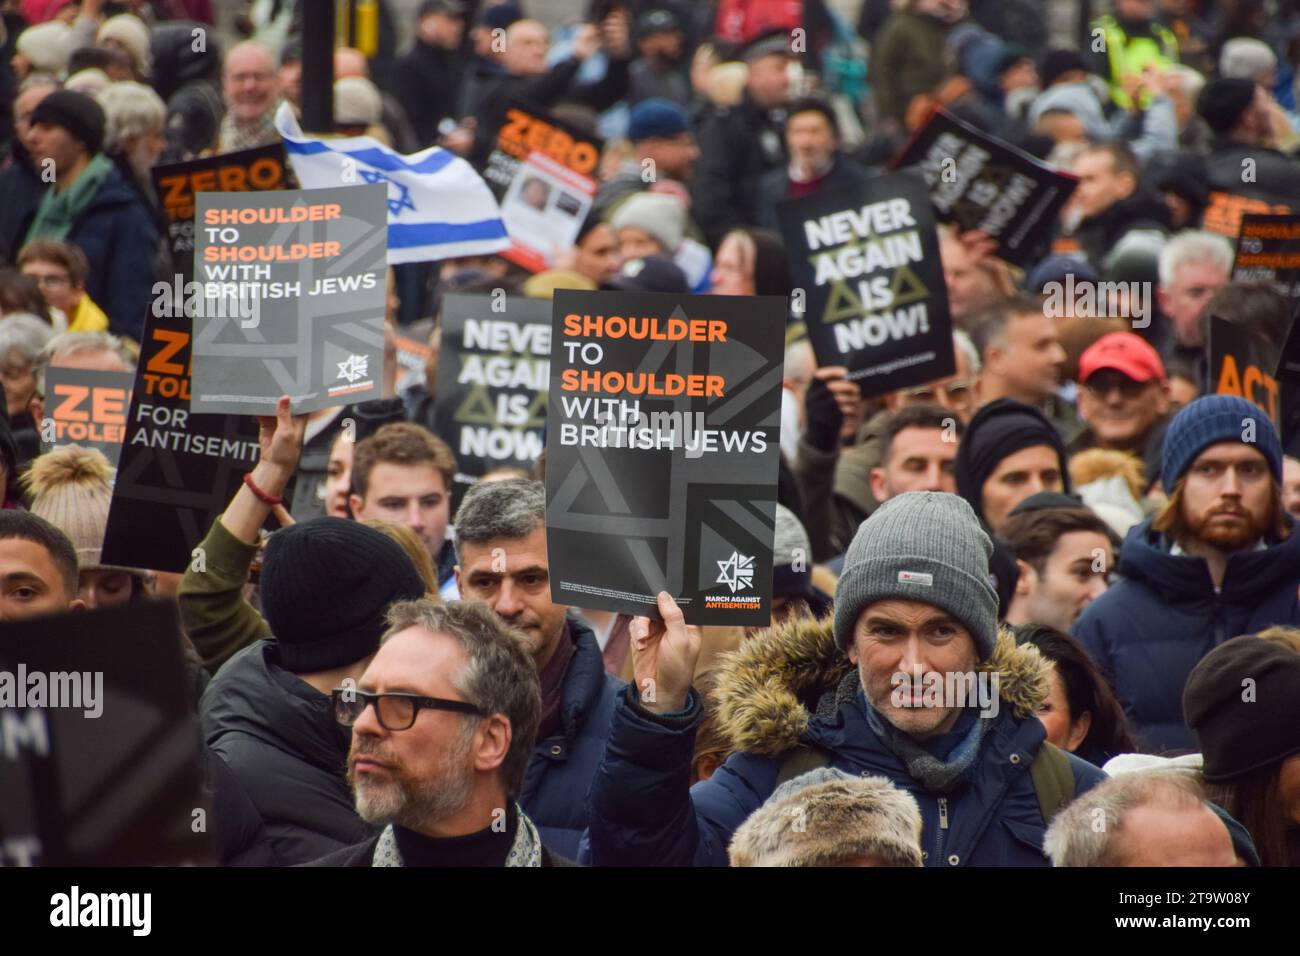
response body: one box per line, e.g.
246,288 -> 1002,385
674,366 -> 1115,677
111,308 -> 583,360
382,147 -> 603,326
1154,380 -> 1171,415
1013,559 -> 1036,597
454,565 -> 462,589
348,493 -> 364,516
473,713 -> 511,775
691,751 -> 722,783
28,394 -> 43,427
869,467 -> 888,503
1156,285 -> 1172,317
1066,709 -> 1092,752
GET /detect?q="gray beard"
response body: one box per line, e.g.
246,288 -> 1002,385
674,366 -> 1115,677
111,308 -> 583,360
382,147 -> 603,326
354,729 -> 476,830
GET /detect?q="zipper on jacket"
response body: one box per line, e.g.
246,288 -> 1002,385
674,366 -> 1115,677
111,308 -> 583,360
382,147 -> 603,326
938,797 -> 949,830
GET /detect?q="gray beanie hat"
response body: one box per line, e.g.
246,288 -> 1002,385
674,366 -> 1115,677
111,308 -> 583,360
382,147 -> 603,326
832,492 -> 998,660
610,192 -> 685,252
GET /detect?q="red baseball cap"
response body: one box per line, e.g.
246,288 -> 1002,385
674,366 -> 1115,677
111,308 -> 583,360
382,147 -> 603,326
1078,331 -> 1166,384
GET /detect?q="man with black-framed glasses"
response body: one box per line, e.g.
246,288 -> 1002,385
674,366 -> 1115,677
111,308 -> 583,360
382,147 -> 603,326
306,599 -> 573,867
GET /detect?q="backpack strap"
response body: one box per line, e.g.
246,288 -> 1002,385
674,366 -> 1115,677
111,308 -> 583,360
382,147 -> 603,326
774,744 -> 832,787
1030,742 -> 1076,824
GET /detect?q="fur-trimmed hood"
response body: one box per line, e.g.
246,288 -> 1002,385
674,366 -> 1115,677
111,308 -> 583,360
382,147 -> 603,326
711,615 -> 1052,756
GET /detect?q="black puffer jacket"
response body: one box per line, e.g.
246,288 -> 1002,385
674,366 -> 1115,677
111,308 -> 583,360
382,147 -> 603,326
200,640 -> 375,865
1073,188 -> 1171,271
151,21 -> 225,160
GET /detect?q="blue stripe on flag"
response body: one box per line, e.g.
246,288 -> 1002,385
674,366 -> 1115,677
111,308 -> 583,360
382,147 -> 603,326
282,137 -> 455,175
388,219 -> 509,249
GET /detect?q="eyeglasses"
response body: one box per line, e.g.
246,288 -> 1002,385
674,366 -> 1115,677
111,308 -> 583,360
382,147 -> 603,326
332,689 -> 484,732
902,381 -> 973,408
1083,375 -> 1148,400
26,273 -> 70,288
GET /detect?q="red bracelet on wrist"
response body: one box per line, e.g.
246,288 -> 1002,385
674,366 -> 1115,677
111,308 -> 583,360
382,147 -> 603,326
243,472 -> 284,506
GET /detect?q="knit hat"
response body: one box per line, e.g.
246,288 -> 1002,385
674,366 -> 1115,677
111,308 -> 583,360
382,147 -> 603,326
604,254 -> 689,293
1025,254 -> 1098,294
66,68 -> 111,97
1160,394 -> 1283,488
30,90 -> 106,155
728,768 -> 924,867
953,398 -> 1072,527
833,492 -> 999,661
1007,490 -> 1084,516
772,504 -> 813,599
260,517 -> 428,673
1039,48 -> 1087,88
627,97 -> 691,141
97,13 -> 152,77
1197,77 -> 1256,136
23,444 -> 144,577
478,1 -> 520,30
1184,636 -> 1300,782
334,76 -> 382,126
610,192 -> 686,253
15,21 -> 73,76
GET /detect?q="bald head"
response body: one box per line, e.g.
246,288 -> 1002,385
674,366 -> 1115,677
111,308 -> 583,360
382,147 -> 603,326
503,20 -> 548,76
334,46 -> 369,79
223,41 -> 279,124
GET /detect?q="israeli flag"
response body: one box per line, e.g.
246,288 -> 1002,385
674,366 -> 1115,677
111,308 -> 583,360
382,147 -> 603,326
275,103 -> 509,264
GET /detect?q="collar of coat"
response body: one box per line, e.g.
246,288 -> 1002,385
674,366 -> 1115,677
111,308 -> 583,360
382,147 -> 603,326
710,615 -> 1052,757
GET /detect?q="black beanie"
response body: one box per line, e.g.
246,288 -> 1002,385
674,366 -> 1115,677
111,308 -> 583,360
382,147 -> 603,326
1039,48 -> 1086,88
1196,77 -> 1256,136
953,398 -> 1072,526
1184,636 -> 1300,782
29,90 -> 106,156
260,517 -> 429,673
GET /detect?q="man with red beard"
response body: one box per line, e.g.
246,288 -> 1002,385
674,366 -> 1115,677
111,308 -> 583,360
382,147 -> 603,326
308,599 -> 571,867
1073,395 -> 1300,753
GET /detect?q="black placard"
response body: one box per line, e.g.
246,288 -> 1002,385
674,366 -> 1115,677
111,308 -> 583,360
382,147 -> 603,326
0,602 -> 211,866
545,290 -> 785,626
893,106 -> 1077,264
777,174 -> 955,396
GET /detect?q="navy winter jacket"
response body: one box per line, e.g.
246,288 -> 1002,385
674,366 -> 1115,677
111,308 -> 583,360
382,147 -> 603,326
582,618 -> 1105,867
64,164 -> 161,340
1073,515 -> 1300,754
520,617 -> 623,860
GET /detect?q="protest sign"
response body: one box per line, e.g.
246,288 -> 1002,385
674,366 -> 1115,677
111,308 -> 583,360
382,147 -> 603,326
1203,189 -> 1297,239
1231,214 -> 1300,298
545,290 -> 785,626
190,183 -> 388,415
1210,315 -> 1281,429
482,102 -> 602,272
39,366 -> 134,465
777,174 -> 955,395
152,143 -> 289,284
0,601 -> 211,866
433,294 -> 548,500
101,306 -> 266,573
893,106 -> 1077,265
1280,310 -> 1300,386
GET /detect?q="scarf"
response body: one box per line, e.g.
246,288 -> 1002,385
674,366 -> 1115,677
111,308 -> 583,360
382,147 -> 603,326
26,153 -> 115,242
864,702 -> 993,794
371,804 -> 544,868
218,107 -> 281,152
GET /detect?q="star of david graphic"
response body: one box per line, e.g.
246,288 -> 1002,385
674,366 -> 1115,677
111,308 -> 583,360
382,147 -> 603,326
361,169 -> 416,216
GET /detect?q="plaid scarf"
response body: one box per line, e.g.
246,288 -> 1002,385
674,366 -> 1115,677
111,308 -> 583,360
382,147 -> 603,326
370,806 -> 544,868
218,107 -> 281,153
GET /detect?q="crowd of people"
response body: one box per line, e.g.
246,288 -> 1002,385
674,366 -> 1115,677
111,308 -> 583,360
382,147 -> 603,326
0,0 -> 1299,869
